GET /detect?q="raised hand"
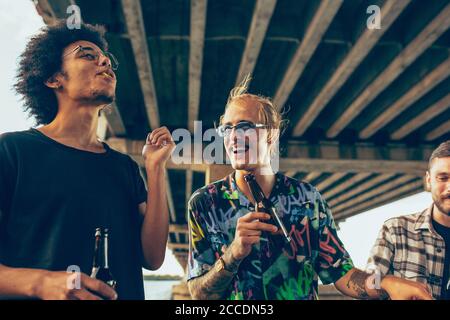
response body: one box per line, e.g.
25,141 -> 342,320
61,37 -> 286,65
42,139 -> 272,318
142,126 -> 175,168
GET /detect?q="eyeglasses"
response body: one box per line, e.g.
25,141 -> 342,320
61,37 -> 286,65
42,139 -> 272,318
63,45 -> 119,71
215,121 -> 268,137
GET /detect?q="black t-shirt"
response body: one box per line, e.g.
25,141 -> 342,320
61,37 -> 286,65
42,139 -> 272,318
0,129 -> 148,299
432,220 -> 450,300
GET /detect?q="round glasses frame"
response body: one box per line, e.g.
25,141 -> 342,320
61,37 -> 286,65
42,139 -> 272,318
214,121 -> 268,137
63,45 -> 119,71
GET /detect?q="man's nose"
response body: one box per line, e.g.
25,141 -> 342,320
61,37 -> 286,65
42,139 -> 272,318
98,53 -> 112,68
228,127 -> 238,143
228,128 -> 247,145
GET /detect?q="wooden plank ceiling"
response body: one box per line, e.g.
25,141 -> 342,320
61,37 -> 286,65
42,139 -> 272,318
36,0 -> 450,269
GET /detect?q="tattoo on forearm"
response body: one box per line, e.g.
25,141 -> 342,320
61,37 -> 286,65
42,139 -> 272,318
221,245 -> 242,273
187,249 -> 242,300
346,270 -> 370,299
187,261 -> 234,300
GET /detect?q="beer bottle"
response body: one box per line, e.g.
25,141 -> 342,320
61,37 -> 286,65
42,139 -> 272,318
244,173 -> 291,243
90,227 -> 102,278
90,228 -> 117,289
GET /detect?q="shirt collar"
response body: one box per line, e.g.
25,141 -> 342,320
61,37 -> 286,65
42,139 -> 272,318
414,204 -> 435,232
224,171 -> 285,207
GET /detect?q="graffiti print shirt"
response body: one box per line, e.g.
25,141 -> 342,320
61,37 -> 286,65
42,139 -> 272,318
187,172 -> 354,300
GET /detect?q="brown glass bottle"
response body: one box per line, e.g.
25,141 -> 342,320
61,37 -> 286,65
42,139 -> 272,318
90,228 -> 117,289
244,173 -> 291,243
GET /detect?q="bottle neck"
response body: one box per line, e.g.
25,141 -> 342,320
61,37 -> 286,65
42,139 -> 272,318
92,235 -> 101,268
246,179 -> 266,204
102,234 -> 110,269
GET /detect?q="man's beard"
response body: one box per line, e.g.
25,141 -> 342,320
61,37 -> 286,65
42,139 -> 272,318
433,194 -> 450,216
92,91 -> 115,104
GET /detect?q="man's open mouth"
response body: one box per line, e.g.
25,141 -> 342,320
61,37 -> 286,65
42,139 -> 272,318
232,145 -> 249,155
97,70 -> 115,79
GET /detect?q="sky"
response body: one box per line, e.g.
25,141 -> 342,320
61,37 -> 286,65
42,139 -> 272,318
0,0 -> 433,277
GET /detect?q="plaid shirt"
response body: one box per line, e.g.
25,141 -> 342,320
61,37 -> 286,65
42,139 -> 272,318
367,205 -> 447,299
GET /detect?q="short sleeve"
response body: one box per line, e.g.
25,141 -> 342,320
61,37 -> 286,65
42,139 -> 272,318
0,134 -> 16,262
0,143 -> 5,225
314,189 -> 354,284
187,192 -> 216,280
0,135 -> 15,226
129,157 -> 147,205
366,223 -> 395,276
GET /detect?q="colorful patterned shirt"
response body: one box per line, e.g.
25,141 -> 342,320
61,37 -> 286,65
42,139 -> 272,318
187,172 -> 354,300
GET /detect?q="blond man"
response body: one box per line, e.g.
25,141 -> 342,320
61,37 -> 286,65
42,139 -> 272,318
186,78 -> 432,300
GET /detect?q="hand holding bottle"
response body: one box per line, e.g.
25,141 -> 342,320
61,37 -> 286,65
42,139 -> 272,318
230,211 -> 278,260
35,270 -> 117,300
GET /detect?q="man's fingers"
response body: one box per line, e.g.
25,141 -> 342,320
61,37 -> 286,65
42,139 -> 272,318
155,133 -> 174,147
244,221 -> 278,233
414,288 -> 433,300
237,229 -> 262,237
271,229 -> 284,235
70,288 -> 103,300
148,130 -> 167,144
239,212 -> 270,223
81,274 -> 117,300
422,283 -> 432,293
147,127 -> 169,142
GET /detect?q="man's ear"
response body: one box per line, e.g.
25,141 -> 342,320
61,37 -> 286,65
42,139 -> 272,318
425,171 -> 431,192
44,74 -> 62,89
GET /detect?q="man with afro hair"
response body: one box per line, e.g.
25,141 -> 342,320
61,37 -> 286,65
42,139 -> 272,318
0,21 -> 174,300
